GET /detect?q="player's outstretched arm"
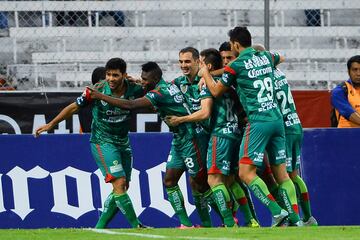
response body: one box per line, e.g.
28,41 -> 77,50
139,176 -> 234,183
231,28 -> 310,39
34,102 -> 79,137
86,86 -> 152,109
165,98 -> 213,127
202,67 -> 228,98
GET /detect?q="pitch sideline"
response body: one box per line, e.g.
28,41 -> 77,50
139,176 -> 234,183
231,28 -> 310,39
87,228 -> 246,240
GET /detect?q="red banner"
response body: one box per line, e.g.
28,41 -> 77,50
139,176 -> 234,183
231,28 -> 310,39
293,90 -> 331,128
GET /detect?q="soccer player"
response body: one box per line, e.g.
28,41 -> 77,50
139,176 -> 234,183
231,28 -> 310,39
253,44 -> 318,226
78,66 -> 106,133
219,41 -> 259,225
86,61 -> 212,228
166,48 -> 259,227
219,41 -> 237,66
201,26 -> 301,226
172,47 -> 225,227
35,58 -> 147,229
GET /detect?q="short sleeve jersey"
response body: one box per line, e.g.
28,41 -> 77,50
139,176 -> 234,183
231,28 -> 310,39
76,79 -> 144,146
199,77 -> 241,140
145,78 -> 196,145
173,75 -> 211,134
273,68 -> 302,134
221,47 -> 282,122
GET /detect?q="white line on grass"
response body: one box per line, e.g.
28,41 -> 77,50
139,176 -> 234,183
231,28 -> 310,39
87,228 -> 248,240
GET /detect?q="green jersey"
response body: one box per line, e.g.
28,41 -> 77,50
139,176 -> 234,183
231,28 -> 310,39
273,68 -> 303,134
145,78 -> 196,145
76,79 -> 144,146
221,47 -> 282,122
200,77 -> 241,140
173,75 -> 211,134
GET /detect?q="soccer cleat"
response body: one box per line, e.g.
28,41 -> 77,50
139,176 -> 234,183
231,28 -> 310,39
271,209 -> 289,227
177,224 -> 194,229
232,212 -> 239,226
137,223 -> 153,229
246,218 -> 260,228
289,220 -> 304,227
303,216 -> 318,226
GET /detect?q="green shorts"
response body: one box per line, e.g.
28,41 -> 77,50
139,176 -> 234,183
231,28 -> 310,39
207,135 -> 240,176
90,142 -> 133,183
166,135 -> 208,178
239,120 -> 286,167
285,133 -> 303,172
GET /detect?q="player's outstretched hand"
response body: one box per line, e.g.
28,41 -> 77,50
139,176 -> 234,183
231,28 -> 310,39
127,75 -> 142,85
86,86 -> 103,100
164,115 -> 181,127
34,123 -> 52,138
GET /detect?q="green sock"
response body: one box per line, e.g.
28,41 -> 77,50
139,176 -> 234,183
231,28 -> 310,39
240,182 -> 258,222
268,184 -> 286,210
249,176 -> 282,216
204,189 -> 223,221
114,192 -> 140,228
166,185 -> 192,227
211,184 -> 235,227
279,179 -> 300,223
230,182 -> 253,223
192,190 -> 212,227
95,192 -> 118,228
292,175 -> 312,221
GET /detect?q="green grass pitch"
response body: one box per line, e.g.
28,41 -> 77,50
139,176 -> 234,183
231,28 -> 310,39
1,226 -> 360,240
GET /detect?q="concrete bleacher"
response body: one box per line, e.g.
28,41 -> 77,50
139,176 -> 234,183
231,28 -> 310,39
0,0 -> 359,90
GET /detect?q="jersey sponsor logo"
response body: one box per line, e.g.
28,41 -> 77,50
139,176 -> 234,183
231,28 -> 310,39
110,160 -> 123,173
258,101 -> 277,112
248,66 -> 273,79
285,113 -> 301,127
253,152 -> 264,163
244,55 -> 270,70
173,94 -> 183,103
168,84 -> 181,96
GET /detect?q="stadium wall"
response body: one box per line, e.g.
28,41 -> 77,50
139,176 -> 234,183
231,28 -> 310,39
0,129 -> 359,228
0,90 -> 331,135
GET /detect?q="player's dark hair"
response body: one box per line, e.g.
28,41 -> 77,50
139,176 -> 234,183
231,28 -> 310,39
141,61 -> 163,81
347,55 -> 360,71
105,58 -> 127,74
200,48 -> 223,71
179,47 -> 199,60
228,26 -> 252,48
219,42 -> 232,52
91,67 -> 106,85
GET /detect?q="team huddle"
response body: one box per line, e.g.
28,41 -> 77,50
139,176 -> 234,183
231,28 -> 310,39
35,26 -> 318,228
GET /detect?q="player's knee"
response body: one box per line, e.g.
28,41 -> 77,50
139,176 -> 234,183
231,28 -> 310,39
163,176 -> 177,188
112,177 -> 127,194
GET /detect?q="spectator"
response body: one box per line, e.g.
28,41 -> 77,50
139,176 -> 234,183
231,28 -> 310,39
331,55 -> 360,128
304,9 -> 321,26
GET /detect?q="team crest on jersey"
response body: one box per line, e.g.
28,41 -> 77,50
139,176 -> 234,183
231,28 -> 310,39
180,85 -> 188,94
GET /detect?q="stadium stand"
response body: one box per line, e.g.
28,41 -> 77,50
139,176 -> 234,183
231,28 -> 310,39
0,0 -> 359,90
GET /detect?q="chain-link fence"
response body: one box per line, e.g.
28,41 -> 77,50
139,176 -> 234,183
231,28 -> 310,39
0,0 -> 359,91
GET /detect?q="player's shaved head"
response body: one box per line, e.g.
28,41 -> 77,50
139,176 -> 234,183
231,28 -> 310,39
252,44 -> 266,51
141,61 -> 163,81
